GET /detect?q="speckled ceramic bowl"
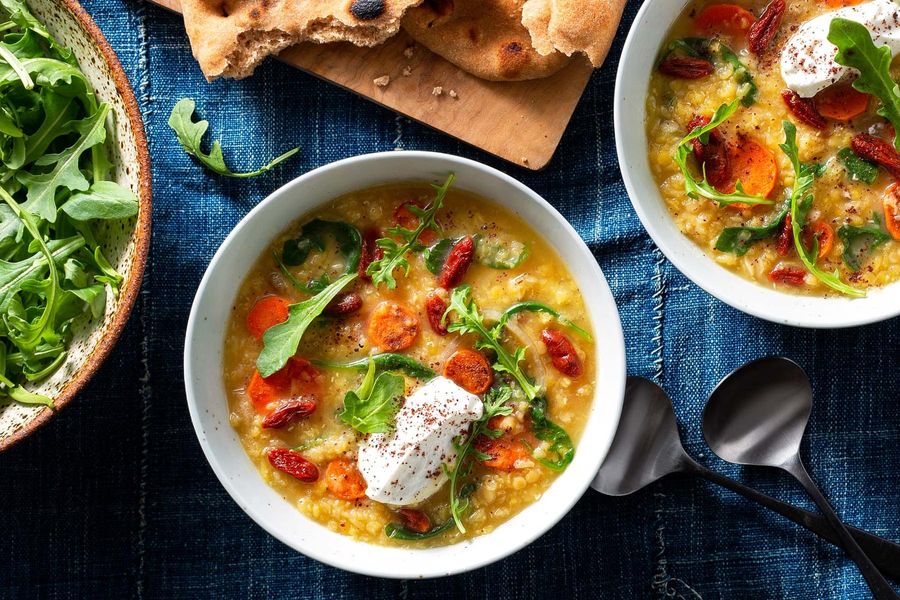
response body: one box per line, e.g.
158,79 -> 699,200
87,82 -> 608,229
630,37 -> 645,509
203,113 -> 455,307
0,0 -> 151,450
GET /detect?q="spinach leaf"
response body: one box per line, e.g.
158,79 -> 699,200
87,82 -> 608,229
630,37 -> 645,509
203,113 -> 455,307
424,237 -> 458,275
282,219 -> 361,270
384,483 -> 476,540
529,396 -> 574,470
256,273 -> 357,377
311,353 -> 435,379
780,121 -> 864,296
674,100 -> 773,207
838,217 -> 891,271
368,173 -> 454,289
497,300 -> 592,341
338,359 -> 405,434
715,42 -> 758,107
829,18 -> 900,150
837,147 -> 879,184
715,204 -> 789,256
168,98 -> 300,178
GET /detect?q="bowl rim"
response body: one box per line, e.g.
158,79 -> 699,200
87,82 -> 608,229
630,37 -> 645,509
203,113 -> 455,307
183,150 -> 626,578
614,0 -> 900,328
0,0 -> 152,451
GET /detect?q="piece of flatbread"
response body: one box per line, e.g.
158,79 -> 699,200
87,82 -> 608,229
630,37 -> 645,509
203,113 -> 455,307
181,0 -> 424,80
521,0 -> 626,67
402,0 -> 570,82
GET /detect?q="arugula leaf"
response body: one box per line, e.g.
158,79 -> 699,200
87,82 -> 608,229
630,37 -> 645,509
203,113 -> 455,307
367,173 -> 454,289
168,98 -> 299,178
838,216 -> 891,271
443,386 -> 513,534
61,181 -> 139,221
311,353 -> 435,379
837,147 -> 879,184
338,359 -> 405,434
715,204 -> 789,256
445,285 -> 539,401
256,273 -> 357,377
779,121 -> 864,297
0,234 -> 83,312
384,483 -> 476,540
444,286 -> 576,475
17,103 -> 109,222
674,100 -> 773,207
829,18 -> 900,150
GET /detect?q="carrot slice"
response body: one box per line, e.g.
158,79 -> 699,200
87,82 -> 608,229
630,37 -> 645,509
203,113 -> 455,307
245,358 -> 320,414
695,4 -> 755,36
325,458 -> 368,500
246,295 -> 290,340
814,84 -> 869,121
803,221 -> 835,260
883,184 -> 900,240
367,302 -> 419,351
475,433 -> 532,470
444,349 -> 493,394
718,138 -> 778,209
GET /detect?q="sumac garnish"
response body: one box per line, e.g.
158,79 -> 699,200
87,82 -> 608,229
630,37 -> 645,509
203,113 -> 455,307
658,56 -> 714,79
267,448 -> 319,482
748,0 -> 785,54
262,397 -> 317,429
782,90 -> 826,129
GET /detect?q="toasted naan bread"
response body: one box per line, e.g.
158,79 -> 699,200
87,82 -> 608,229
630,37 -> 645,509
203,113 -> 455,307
521,0 -> 626,67
402,0 -> 570,81
181,0 -> 423,80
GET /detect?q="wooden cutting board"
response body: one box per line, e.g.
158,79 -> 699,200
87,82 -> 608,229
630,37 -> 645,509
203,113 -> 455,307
145,0 -> 594,170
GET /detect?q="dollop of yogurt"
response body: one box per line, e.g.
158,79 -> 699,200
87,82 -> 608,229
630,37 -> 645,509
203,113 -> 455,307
357,376 -> 483,506
781,0 -> 900,97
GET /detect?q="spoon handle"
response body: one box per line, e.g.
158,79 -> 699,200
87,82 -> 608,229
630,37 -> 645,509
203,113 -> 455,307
787,459 -> 900,599
690,464 -> 900,581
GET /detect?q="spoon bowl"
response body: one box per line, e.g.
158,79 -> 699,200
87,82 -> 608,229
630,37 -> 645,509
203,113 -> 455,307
592,377 -> 688,496
703,357 -> 812,468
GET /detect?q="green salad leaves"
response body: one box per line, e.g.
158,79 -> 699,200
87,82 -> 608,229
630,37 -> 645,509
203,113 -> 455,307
829,18 -> 900,151
168,98 -> 299,177
0,0 -> 140,406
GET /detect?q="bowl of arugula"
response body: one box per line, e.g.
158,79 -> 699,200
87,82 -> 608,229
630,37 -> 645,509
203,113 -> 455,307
0,0 -> 151,450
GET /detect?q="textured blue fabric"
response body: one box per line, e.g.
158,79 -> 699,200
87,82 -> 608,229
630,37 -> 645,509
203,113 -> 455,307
0,0 -> 898,597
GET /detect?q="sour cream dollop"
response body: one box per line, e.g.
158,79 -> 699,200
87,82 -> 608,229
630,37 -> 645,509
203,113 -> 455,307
357,376 -> 483,506
781,0 -> 900,97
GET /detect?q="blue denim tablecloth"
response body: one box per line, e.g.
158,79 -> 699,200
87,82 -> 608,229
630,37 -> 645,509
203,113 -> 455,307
1,0 -> 898,598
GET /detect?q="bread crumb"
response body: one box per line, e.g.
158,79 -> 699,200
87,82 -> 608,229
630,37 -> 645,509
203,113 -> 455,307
402,65 -> 412,77
448,89 -> 458,99
374,75 -> 390,87
432,86 -> 443,96
403,45 -> 415,59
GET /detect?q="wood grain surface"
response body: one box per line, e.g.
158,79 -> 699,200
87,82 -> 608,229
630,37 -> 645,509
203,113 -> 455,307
145,0 -> 594,170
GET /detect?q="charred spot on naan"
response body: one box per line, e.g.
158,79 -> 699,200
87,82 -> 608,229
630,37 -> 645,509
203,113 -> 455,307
349,0 -> 387,20
498,41 -> 530,79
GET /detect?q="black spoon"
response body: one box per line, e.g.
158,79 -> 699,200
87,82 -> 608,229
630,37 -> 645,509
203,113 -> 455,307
703,357 -> 899,599
592,376 -> 900,581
